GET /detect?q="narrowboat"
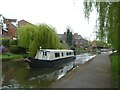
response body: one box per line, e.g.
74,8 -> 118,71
25,49 -> 76,68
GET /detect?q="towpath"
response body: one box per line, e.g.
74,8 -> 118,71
51,53 -> 114,88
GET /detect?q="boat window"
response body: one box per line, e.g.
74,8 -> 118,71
66,52 -> 69,55
62,52 -> 64,56
55,53 -> 60,57
66,52 -> 72,56
45,52 -> 47,56
69,52 -> 71,55
43,51 -> 47,56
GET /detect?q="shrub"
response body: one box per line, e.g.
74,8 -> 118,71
2,38 -> 10,47
18,47 -> 26,54
59,43 -> 69,49
10,45 -> 26,54
10,39 -> 18,45
0,45 -> 5,53
10,45 -> 19,54
0,40 -> 2,46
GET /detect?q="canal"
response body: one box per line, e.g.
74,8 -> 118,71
2,53 -> 95,88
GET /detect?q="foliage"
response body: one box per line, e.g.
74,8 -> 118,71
18,24 -> 36,48
10,39 -> 18,45
79,48 -> 88,54
110,53 -> 119,88
83,1 -> 120,54
1,53 -> 28,60
10,45 -> 20,54
59,43 -> 69,49
66,28 -> 73,46
92,40 -> 109,47
18,24 -> 60,57
84,1 -> 120,88
2,38 -> 10,47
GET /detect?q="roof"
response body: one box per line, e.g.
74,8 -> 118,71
6,19 -> 17,22
39,49 -> 73,52
73,34 -> 83,40
18,19 -> 34,26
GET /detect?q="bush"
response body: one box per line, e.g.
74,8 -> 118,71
111,53 -> 119,88
0,40 -> 2,46
2,38 -> 10,47
10,45 -> 19,54
10,45 -> 26,54
59,43 -> 69,49
18,47 -> 26,54
10,39 -> 18,45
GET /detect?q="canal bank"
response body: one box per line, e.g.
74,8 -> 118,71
51,53 -> 114,88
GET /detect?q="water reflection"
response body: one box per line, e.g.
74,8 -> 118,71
75,53 -> 95,65
2,53 -> 95,88
2,60 -> 74,88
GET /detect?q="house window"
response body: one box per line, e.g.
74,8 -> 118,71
55,53 -> 60,58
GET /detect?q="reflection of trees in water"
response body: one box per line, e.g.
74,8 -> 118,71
3,67 -> 15,86
2,61 -> 29,88
2,61 -> 74,88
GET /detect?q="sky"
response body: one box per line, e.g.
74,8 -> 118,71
0,0 -> 97,41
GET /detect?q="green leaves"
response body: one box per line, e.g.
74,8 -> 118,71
18,24 -> 36,48
84,1 -> 120,53
18,24 -> 60,57
66,28 -> 73,46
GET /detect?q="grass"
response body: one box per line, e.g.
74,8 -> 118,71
0,53 -> 28,60
111,53 -> 119,88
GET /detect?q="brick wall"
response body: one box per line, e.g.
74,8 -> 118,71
4,19 -> 17,39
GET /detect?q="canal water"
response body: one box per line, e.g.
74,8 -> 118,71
2,53 -> 95,88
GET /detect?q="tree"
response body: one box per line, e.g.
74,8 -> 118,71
18,24 -> 60,57
84,1 -> 120,54
66,28 -> 73,46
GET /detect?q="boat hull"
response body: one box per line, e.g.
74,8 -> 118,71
25,56 -> 76,68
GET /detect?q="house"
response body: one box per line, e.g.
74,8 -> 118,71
18,19 -> 34,28
73,33 -> 82,47
58,32 -> 90,49
58,32 -> 66,43
0,15 -> 34,39
0,15 -> 17,39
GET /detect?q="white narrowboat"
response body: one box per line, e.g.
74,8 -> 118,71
25,49 -> 76,68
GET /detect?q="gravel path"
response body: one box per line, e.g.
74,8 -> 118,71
51,53 -> 114,88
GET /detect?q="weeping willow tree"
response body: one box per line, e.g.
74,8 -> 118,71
84,1 -> 120,54
18,24 -> 60,57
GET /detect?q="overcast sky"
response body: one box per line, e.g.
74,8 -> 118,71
0,0 -> 97,41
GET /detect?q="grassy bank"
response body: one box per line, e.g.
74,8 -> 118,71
110,53 -> 119,88
0,53 -> 28,60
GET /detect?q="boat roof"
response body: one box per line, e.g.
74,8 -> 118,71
39,49 -> 74,52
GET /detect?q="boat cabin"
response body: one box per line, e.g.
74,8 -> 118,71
35,49 -> 74,61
